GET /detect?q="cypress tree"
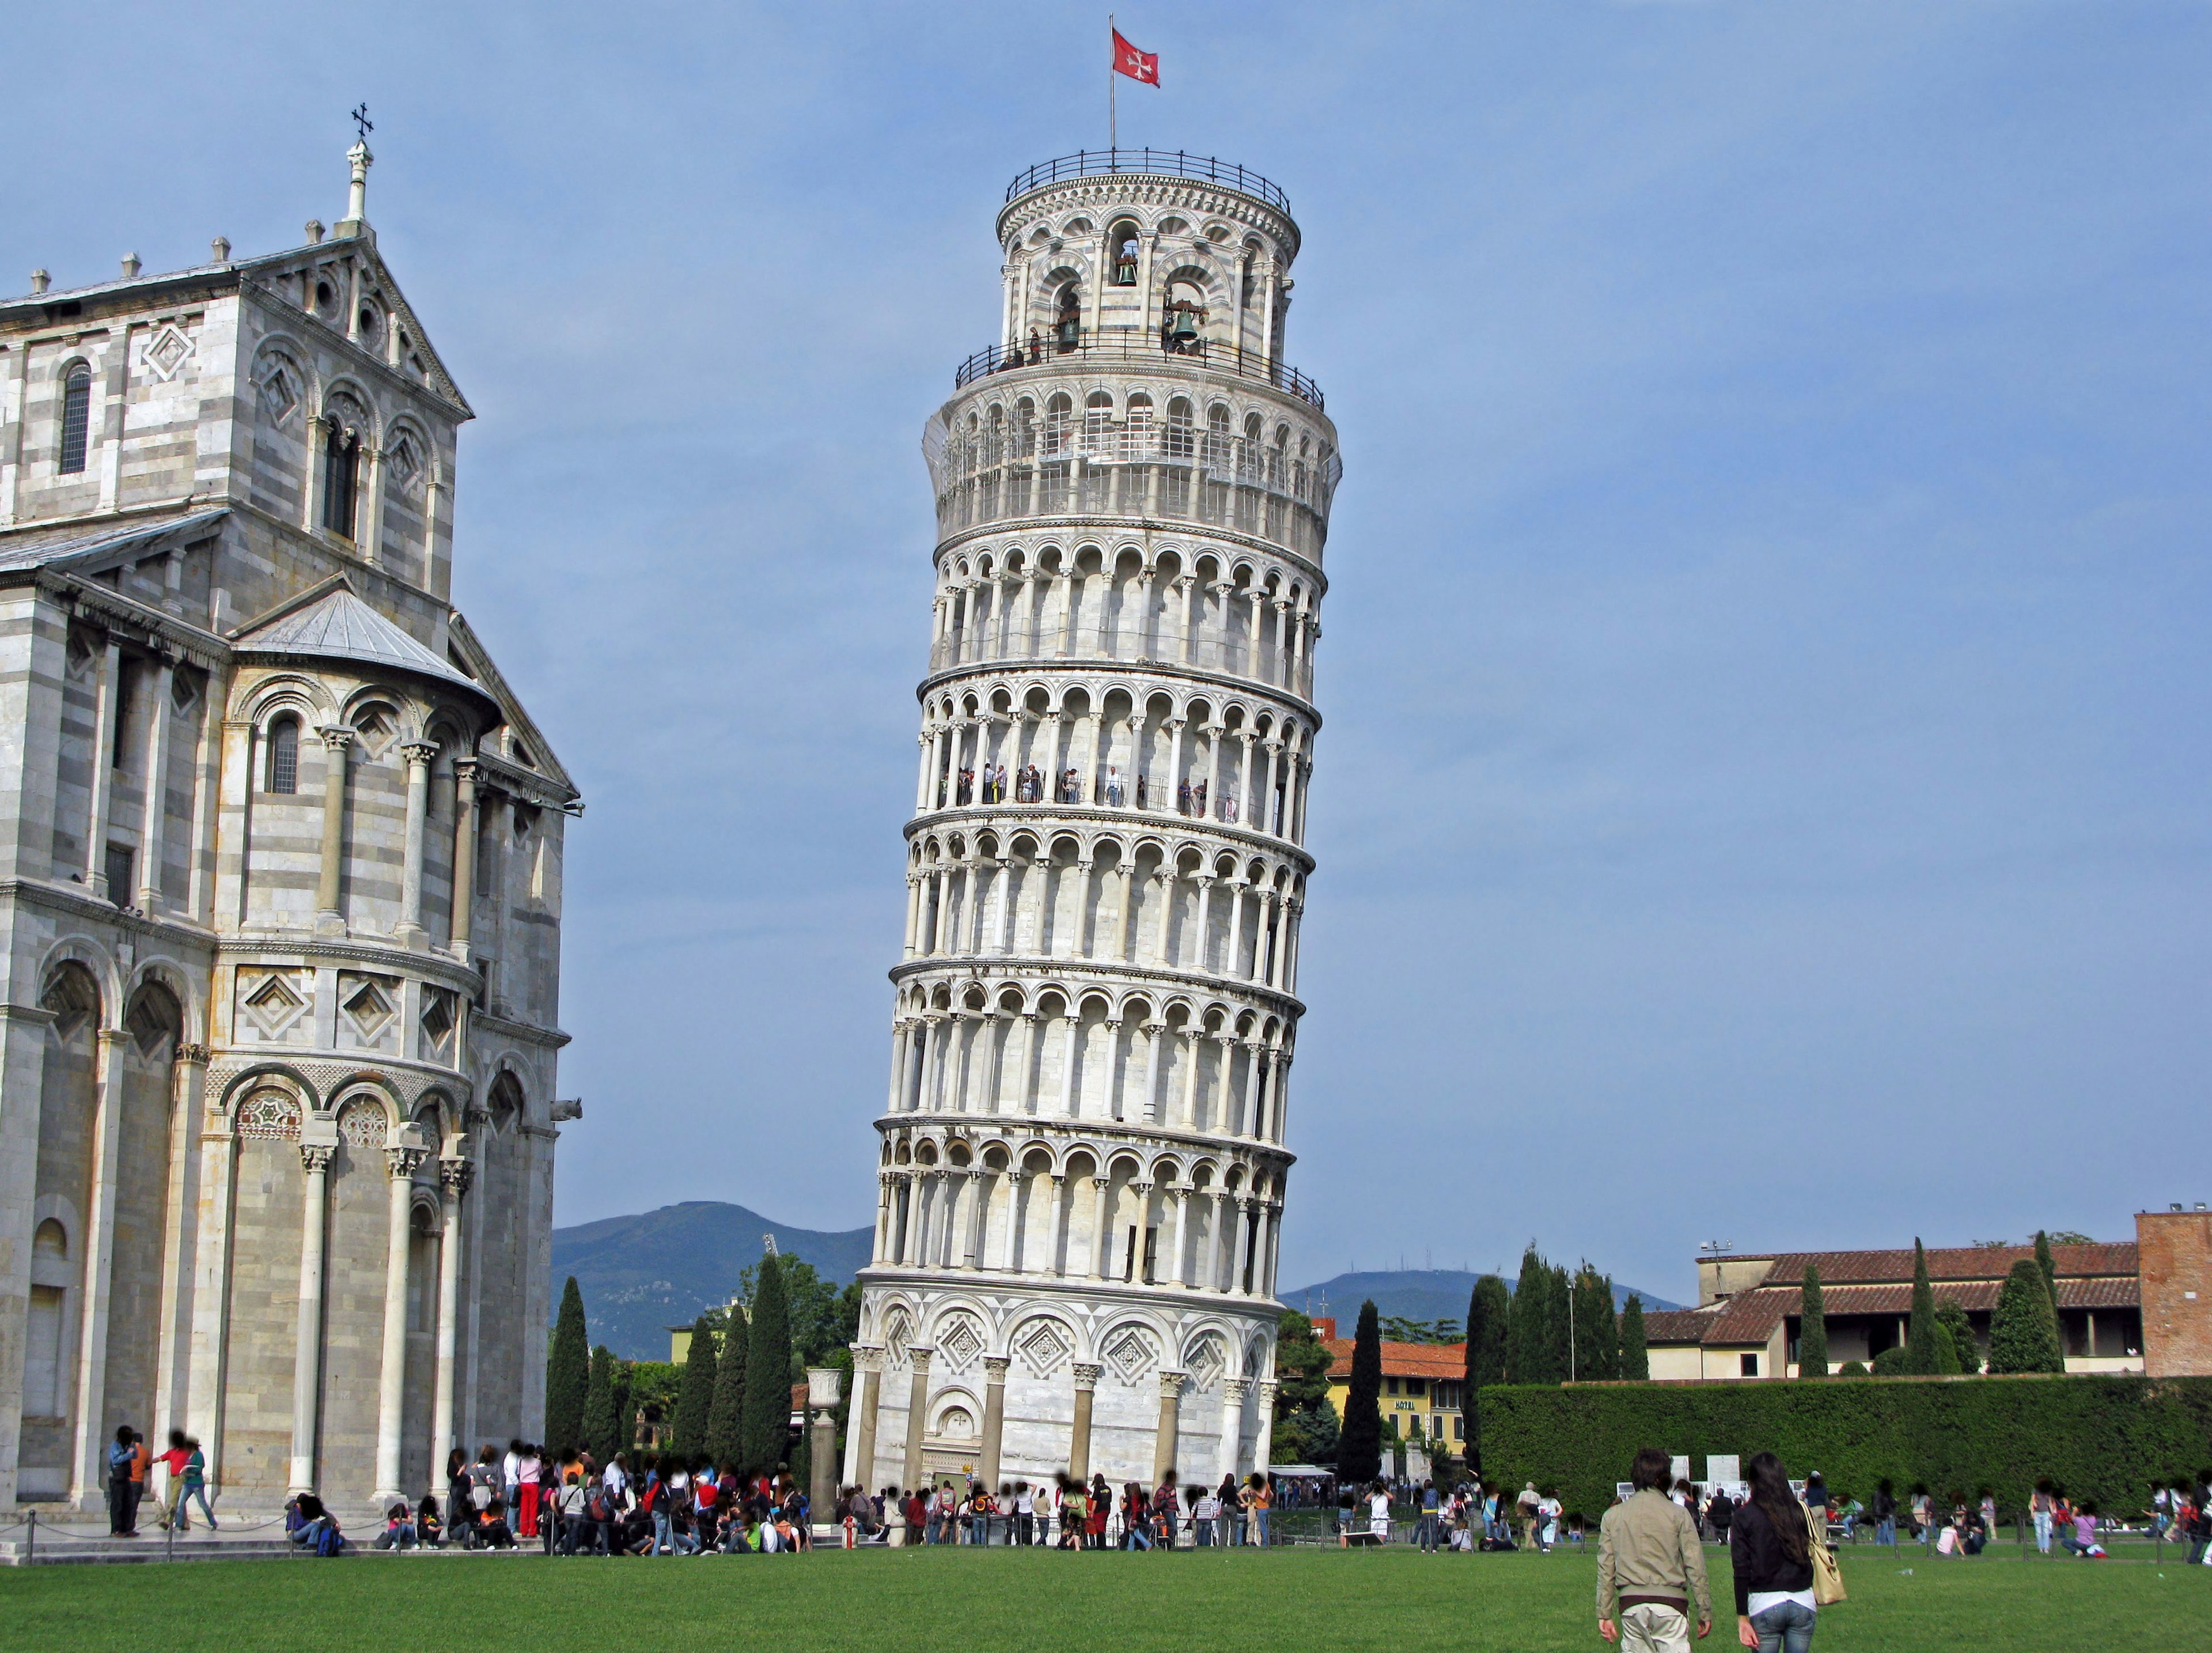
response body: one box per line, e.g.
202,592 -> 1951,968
2034,1231 -> 2059,1312
544,1276 -> 590,1455
671,1315 -> 718,1458
1618,1295 -> 1649,1381
608,1363 -> 634,1461
1338,1299 -> 1384,1484
1934,1300 -> 1980,1375
581,1345 -> 618,1461
740,1253 -> 794,1474
1463,1274 -> 1510,1474
1988,1258 -> 2065,1374
1507,1246 -> 1553,1383
1904,1239 -> 1940,1375
705,1303 -> 748,1470
1545,1264 -> 1574,1386
1797,1265 -> 1828,1379
1570,1266 -> 1618,1381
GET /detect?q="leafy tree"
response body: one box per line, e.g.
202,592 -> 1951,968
1798,1265 -> 1829,1379
2046,1230 -> 2092,1247
1930,1322 -> 1961,1375
671,1315 -> 717,1458
1904,1240 -> 1941,1375
1275,1311 -> 1335,1414
582,1345 -> 619,1462
1571,1265 -> 1619,1382
1871,1345 -> 1910,1376
1338,1300 -> 1384,1483
2034,1231 -> 2059,1312
1618,1296 -> 1649,1382
1934,1301 -> 1980,1375
705,1299 -> 748,1469
1506,1246 -> 1549,1383
544,1276 -> 590,1455
1836,1360 -> 1870,1378
744,1257 -> 851,1380
740,1252 -> 794,1474
1988,1258 -> 2065,1374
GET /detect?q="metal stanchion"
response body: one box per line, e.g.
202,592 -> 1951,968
25,1508 -> 35,1565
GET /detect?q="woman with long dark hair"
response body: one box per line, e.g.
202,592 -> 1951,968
1730,1451 -> 1817,1652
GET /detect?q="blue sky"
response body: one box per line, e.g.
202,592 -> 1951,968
8,2 -> 2207,1303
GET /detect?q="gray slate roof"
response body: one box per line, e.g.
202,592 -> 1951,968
0,507 -> 229,573
232,583 -> 489,702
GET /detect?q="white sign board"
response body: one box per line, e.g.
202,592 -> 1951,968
1706,1455 -> 1739,1486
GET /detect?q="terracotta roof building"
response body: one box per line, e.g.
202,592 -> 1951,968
1314,1319 -> 1468,1448
1638,1211 -> 2212,1380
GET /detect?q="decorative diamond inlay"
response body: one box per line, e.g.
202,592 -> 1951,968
938,1314 -> 984,1372
144,324 -> 192,381
1187,1337 -> 1226,1392
1104,1325 -> 1157,1386
1014,1318 -> 1072,1378
234,1090 -> 301,1140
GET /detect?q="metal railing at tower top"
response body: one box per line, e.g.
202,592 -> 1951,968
955,333 -> 1325,410
1005,150 -> 1292,216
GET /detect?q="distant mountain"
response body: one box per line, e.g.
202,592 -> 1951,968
551,1201 -> 873,1360
1278,1268 -> 1681,1329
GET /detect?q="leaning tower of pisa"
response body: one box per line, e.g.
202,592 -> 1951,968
844,152 -> 1342,1499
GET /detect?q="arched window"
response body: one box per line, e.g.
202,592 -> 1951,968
320,418 -> 361,537
1125,394 -> 1154,455
1043,394 -> 1073,457
25,1219 -> 69,1418
1084,391 -> 1113,450
58,364 -> 92,474
1109,220 -> 1141,286
1165,397 -> 1194,459
266,716 -> 300,793
1055,283 -> 1081,351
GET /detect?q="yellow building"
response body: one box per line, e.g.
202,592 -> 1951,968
1318,1320 -> 1467,1447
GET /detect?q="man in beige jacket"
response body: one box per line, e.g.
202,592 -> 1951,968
1597,1447 -> 1711,1650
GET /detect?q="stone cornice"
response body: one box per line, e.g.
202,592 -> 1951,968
996,174 -> 1299,260
917,650 -> 1320,727
215,932 -> 482,994
857,1262 -> 1286,1318
888,951 -> 1304,1019
0,876 -> 220,950
903,801 -> 1316,875
931,510 -> 1328,593
878,1111 -> 1296,1175
468,1007 -> 571,1050
471,750 -> 579,812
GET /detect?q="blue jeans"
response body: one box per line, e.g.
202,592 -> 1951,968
652,1510 -> 671,1553
1254,1510 -> 1268,1546
1876,1516 -> 1896,1547
1750,1600 -> 1816,1653
172,1485 -> 217,1529
1233,1512 -> 1248,1545
1195,1516 -> 1214,1546
968,1515 -> 987,1545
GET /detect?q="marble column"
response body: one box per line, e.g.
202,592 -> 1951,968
395,742 -> 436,945
1069,1363 -> 1102,1481
449,759 -> 478,955
1219,1376 -> 1250,1481
1254,1378 -> 1278,1472
901,1346 -> 934,1491
68,1028 -> 126,1508
1086,1174 -> 1110,1281
431,1154 -> 472,1486
137,654 -> 176,910
374,1141 -> 429,1500
979,1355 -> 1010,1489
1153,1369 -> 1186,1483
314,726 -> 354,935
289,1137 -> 336,1491
847,1346 -> 882,1489
85,638 -> 120,897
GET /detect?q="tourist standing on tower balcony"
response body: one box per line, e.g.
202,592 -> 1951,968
1105,766 -> 1124,806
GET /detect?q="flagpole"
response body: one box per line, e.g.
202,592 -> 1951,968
1109,13 -> 1117,153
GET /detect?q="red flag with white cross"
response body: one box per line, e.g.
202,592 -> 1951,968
1113,28 -> 1159,86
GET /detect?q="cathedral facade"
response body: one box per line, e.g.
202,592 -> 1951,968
0,145 -> 577,1514
846,152 -> 1339,1493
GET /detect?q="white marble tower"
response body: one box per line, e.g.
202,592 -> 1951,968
846,152 -> 1342,1495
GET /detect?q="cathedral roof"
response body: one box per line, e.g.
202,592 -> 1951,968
232,578 -> 494,709
0,507 -> 229,574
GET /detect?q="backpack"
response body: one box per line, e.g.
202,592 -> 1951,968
588,1492 -> 610,1522
315,1523 -> 344,1558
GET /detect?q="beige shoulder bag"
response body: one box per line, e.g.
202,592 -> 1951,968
1806,1506 -> 1846,1605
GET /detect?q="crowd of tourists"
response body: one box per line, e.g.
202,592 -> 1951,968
281,1442 -> 818,1557
100,1425 -> 215,1537
833,1470 -> 1280,1548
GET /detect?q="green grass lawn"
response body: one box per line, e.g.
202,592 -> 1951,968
0,1544 -> 2200,1652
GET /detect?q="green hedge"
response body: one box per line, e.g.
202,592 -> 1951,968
1482,1375 -> 2212,1522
